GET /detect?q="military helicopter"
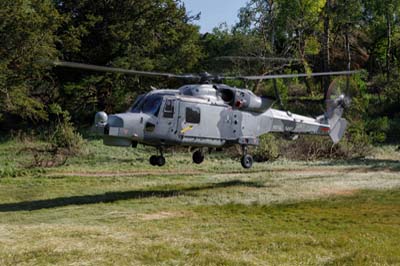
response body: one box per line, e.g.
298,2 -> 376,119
54,61 -> 355,169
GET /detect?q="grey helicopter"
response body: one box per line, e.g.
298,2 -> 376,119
54,60 -> 355,169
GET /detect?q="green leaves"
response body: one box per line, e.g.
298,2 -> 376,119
53,0 -> 202,119
0,0 -> 61,124
0,0 -> 203,128
304,36 -> 321,55
7,86 -> 48,122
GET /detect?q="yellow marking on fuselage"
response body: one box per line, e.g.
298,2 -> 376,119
180,125 -> 193,134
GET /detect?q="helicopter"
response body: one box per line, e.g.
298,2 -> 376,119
54,60 -> 356,169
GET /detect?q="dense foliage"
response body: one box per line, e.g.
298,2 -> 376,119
0,0 -> 399,155
0,0 -> 61,126
0,0 -> 202,128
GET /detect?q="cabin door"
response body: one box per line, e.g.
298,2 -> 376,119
151,98 -> 179,144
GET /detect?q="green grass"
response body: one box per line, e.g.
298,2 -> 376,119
0,139 -> 399,265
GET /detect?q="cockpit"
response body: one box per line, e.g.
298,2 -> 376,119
129,94 -> 164,116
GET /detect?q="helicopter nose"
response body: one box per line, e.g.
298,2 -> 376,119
103,114 -> 137,147
105,113 -> 149,141
104,114 -> 126,137
107,115 -> 124,128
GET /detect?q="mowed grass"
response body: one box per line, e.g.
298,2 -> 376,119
0,139 -> 399,265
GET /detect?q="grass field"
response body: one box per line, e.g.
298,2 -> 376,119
0,139 -> 399,265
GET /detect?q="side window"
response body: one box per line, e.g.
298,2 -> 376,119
163,99 -> 174,118
186,107 -> 201,124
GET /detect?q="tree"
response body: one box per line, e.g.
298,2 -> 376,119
54,0 -> 203,122
236,0 -> 276,54
331,0 -> 363,89
200,24 -> 267,77
322,0 -> 331,98
0,0 -> 61,126
236,0 -> 326,75
363,0 -> 400,80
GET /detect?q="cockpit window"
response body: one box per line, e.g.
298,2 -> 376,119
129,94 -> 164,116
130,94 -> 145,113
142,95 -> 163,116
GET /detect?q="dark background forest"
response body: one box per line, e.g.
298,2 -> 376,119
1,0 -> 400,158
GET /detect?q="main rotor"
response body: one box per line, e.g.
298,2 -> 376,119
52,60 -> 359,85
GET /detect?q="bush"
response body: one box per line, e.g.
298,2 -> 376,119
48,104 -> 84,155
253,134 -> 280,162
366,117 -> 390,143
51,120 -> 83,153
250,122 -> 373,162
277,135 -> 370,161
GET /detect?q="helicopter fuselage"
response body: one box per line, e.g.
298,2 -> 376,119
54,60 -> 352,168
95,84 -> 345,151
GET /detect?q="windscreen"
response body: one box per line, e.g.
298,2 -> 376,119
142,94 -> 163,116
130,94 -> 163,116
130,94 -> 145,113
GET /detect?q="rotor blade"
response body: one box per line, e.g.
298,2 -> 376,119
214,56 -> 301,62
52,61 -> 200,80
226,70 -> 360,81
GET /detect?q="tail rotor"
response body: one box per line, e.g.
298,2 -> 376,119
324,78 -> 353,143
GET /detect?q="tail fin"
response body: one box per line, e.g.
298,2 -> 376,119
325,95 -> 349,144
329,118 -> 347,144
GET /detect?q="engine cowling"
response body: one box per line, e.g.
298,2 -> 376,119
219,88 -> 274,113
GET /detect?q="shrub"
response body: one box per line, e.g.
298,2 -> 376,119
253,134 -> 280,162
48,104 -> 84,155
366,117 -> 390,143
51,120 -> 83,153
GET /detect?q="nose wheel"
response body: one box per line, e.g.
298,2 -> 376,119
240,146 -> 253,169
150,148 -> 166,167
192,150 -> 205,164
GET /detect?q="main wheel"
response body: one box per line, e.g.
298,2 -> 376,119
149,155 -> 158,166
241,154 -> 253,169
156,156 -> 166,167
192,150 -> 205,164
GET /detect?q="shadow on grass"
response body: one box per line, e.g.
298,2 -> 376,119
0,180 -> 265,212
319,158 -> 400,172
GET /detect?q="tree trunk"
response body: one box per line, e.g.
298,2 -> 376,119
386,10 -> 392,82
345,29 -> 351,93
323,0 -> 331,100
268,0 -> 275,52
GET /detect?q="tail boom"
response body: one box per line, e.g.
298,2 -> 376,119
263,109 -> 347,143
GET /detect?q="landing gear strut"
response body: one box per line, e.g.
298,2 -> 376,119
192,149 -> 205,164
240,145 -> 253,169
150,148 -> 166,167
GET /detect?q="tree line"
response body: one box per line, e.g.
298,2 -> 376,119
0,0 -> 399,148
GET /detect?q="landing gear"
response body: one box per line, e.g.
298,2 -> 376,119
240,146 -> 253,169
150,155 -> 158,166
149,148 -> 166,167
149,155 -> 165,166
192,149 -> 205,164
241,154 -> 253,169
156,156 -> 166,167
